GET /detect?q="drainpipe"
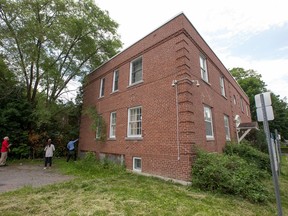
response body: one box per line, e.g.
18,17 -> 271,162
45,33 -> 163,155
172,78 -> 200,161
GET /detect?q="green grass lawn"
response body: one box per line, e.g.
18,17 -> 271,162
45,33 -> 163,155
0,155 -> 287,216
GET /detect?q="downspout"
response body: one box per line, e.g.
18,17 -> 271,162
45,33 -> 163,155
172,78 -> 199,161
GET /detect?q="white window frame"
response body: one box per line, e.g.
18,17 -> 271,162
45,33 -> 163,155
233,95 -> 237,105
224,115 -> 231,141
204,106 -> 214,139
129,57 -> 143,85
240,98 -> 244,112
109,112 -> 116,138
99,78 -> 105,97
127,106 -> 142,138
246,104 -> 249,116
220,76 -> 226,97
200,55 -> 208,82
112,70 -> 119,92
133,157 -> 142,172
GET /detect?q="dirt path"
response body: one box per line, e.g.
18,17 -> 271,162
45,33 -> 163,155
0,163 -> 74,193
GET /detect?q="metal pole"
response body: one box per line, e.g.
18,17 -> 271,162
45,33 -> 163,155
260,94 -> 282,216
275,129 -> 281,176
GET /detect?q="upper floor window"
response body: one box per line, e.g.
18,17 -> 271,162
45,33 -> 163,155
112,70 -> 119,92
99,78 -> 105,97
246,104 -> 249,116
220,77 -> 226,97
224,115 -> 231,141
240,98 -> 244,112
200,55 -> 208,82
130,57 -> 143,85
128,106 -> 142,138
110,112 -> 116,138
233,95 -> 237,105
204,106 -> 214,139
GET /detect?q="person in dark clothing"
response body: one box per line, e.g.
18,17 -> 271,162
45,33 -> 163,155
66,139 -> 78,162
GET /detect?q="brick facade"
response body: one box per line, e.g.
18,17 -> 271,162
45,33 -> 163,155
79,13 -> 251,182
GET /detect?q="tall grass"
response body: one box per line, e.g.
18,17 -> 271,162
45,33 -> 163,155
0,155 -> 287,215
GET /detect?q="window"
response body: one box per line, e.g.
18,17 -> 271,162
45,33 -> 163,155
204,106 -> 214,139
240,98 -> 244,112
110,112 -> 116,138
133,157 -> 142,172
220,77 -> 226,96
128,106 -> 142,137
233,95 -> 236,105
112,70 -> 119,92
224,115 -> 231,141
200,55 -> 208,82
246,105 -> 249,116
99,78 -> 105,97
130,57 -> 142,85
96,116 -> 102,139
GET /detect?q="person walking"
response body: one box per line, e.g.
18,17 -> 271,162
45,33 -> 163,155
44,138 -> 55,169
0,136 -> 12,166
66,138 -> 78,162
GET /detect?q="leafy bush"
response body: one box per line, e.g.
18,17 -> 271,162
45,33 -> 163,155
223,141 -> 271,173
192,151 -> 269,203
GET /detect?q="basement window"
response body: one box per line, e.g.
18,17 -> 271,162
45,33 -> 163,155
133,157 -> 142,172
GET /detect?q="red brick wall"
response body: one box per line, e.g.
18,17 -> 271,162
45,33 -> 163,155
79,13 -> 251,182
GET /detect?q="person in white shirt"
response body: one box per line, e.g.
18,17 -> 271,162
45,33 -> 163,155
44,138 -> 55,169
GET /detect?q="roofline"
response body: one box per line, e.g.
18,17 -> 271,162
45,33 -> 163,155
87,12 -> 249,100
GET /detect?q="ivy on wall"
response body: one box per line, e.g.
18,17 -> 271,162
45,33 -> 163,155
83,106 -> 107,142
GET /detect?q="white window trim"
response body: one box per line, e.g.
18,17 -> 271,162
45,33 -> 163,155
220,77 -> 226,97
224,115 -> 231,141
204,106 -> 214,139
99,78 -> 105,98
200,55 -> 208,82
112,70 -> 119,92
109,112 -> 116,138
129,56 -> 143,86
246,104 -> 249,116
240,98 -> 244,112
133,157 -> 142,172
127,106 -> 142,138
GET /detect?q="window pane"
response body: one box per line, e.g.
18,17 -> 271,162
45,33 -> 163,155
128,107 -> 142,137
131,58 -> 142,84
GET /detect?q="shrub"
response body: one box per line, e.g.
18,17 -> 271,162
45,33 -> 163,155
191,151 -> 269,203
223,141 -> 271,173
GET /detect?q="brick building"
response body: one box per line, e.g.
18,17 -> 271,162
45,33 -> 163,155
79,13 -> 251,183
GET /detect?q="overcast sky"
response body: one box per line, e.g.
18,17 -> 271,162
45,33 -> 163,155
95,0 -> 288,100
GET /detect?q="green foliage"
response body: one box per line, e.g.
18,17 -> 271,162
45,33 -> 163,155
223,141 -> 271,173
192,151 -> 269,203
229,67 -> 288,140
244,129 -> 268,153
60,152 -> 126,178
0,0 -> 122,104
10,144 -> 30,159
83,106 -> 107,142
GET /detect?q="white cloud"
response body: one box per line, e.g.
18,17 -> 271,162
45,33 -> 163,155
95,0 -> 288,99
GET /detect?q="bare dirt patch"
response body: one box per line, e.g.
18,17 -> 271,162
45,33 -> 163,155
0,163 -> 73,193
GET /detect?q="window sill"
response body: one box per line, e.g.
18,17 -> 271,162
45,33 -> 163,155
127,80 -> 143,88
125,137 -> 143,141
110,90 -> 119,95
201,79 -> 211,86
108,138 -> 116,141
206,137 -> 215,141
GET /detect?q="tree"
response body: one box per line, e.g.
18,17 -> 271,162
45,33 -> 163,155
0,0 -> 122,105
230,67 -> 288,140
230,68 -> 267,121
